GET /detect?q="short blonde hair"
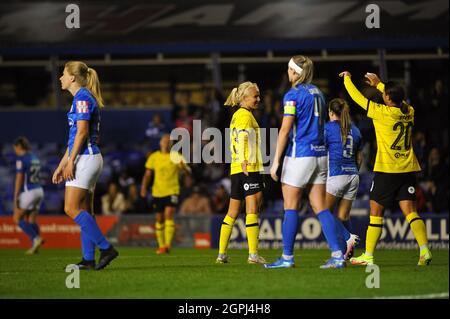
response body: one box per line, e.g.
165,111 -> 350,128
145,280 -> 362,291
224,82 -> 259,107
291,55 -> 314,87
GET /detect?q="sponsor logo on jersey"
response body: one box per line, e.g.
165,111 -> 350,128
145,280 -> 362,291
395,152 -> 407,159
310,144 -> 326,152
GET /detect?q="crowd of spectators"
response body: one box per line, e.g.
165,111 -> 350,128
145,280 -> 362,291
0,72 -> 447,216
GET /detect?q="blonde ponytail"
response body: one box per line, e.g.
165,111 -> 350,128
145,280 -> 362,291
224,82 -> 259,107
86,67 -> 104,108
224,87 -> 240,107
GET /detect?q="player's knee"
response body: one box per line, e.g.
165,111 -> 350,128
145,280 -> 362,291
64,204 -> 78,218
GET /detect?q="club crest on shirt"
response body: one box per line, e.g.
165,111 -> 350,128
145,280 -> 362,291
284,101 -> 296,106
76,100 -> 89,113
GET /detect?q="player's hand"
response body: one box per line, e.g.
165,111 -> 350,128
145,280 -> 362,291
13,206 -> 20,218
270,162 -> 279,182
339,71 -> 351,78
52,167 -> 64,184
63,160 -> 75,181
365,72 -> 381,87
140,188 -> 147,198
241,161 -> 249,176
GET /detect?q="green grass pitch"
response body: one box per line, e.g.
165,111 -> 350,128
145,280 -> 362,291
0,248 -> 448,299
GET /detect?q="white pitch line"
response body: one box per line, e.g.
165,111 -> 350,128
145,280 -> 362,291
371,292 -> 449,299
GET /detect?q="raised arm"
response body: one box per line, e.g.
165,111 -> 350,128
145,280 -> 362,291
365,72 -> 385,93
339,71 -> 369,111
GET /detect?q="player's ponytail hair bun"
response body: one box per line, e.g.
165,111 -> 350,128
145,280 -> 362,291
224,81 -> 259,107
384,81 -> 408,114
329,98 -> 351,146
65,61 -> 105,108
86,67 -> 105,108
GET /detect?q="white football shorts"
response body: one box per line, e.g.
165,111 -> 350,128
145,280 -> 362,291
18,187 -> 44,211
66,153 -> 103,192
326,174 -> 360,200
280,156 -> 328,188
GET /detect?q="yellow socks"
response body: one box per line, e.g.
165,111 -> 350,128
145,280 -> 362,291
164,219 -> 175,249
406,212 -> 428,248
155,221 -> 165,248
219,215 -> 235,255
245,213 -> 259,255
365,216 -> 384,256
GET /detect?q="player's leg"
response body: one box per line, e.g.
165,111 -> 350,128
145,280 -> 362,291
264,183 -> 301,269
326,175 -> 354,247
66,186 -> 116,267
27,210 -> 40,239
74,191 -> 96,269
325,192 -> 338,213
67,154 -> 117,270
13,206 -> 37,251
245,190 -> 266,264
327,193 -> 351,242
310,183 -> 346,269
336,199 -> 360,260
217,173 -> 244,263
15,191 -> 42,253
217,198 -> 241,263
155,210 -> 166,254
350,200 -> 383,265
163,203 -> 176,251
25,209 -> 45,254
351,173 -> 393,265
399,200 -> 432,265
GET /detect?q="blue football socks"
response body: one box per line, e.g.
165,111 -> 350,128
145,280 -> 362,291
18,219 -> 37,243
282,209 -> 299,257
317,209 -> 346,254
74,211 -> 110,250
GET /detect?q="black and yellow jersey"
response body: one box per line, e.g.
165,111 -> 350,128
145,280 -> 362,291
229,107 -> 263,175
144,151 -> 186,197
343,76 -> 421,173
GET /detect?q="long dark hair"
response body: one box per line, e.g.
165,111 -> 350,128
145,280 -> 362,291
384,81 -> 408,114
329,98 -> 351,145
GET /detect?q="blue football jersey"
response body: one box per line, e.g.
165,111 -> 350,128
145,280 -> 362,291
67,87 -> 101,156
16,153 -> 42,192
324,121 -> 362,176
283,84 -> 327,157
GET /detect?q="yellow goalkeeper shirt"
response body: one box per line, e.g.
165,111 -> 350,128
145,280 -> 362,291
229,107 -> 264,175
343,76 -> 421,173
144,151 -> 186,197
